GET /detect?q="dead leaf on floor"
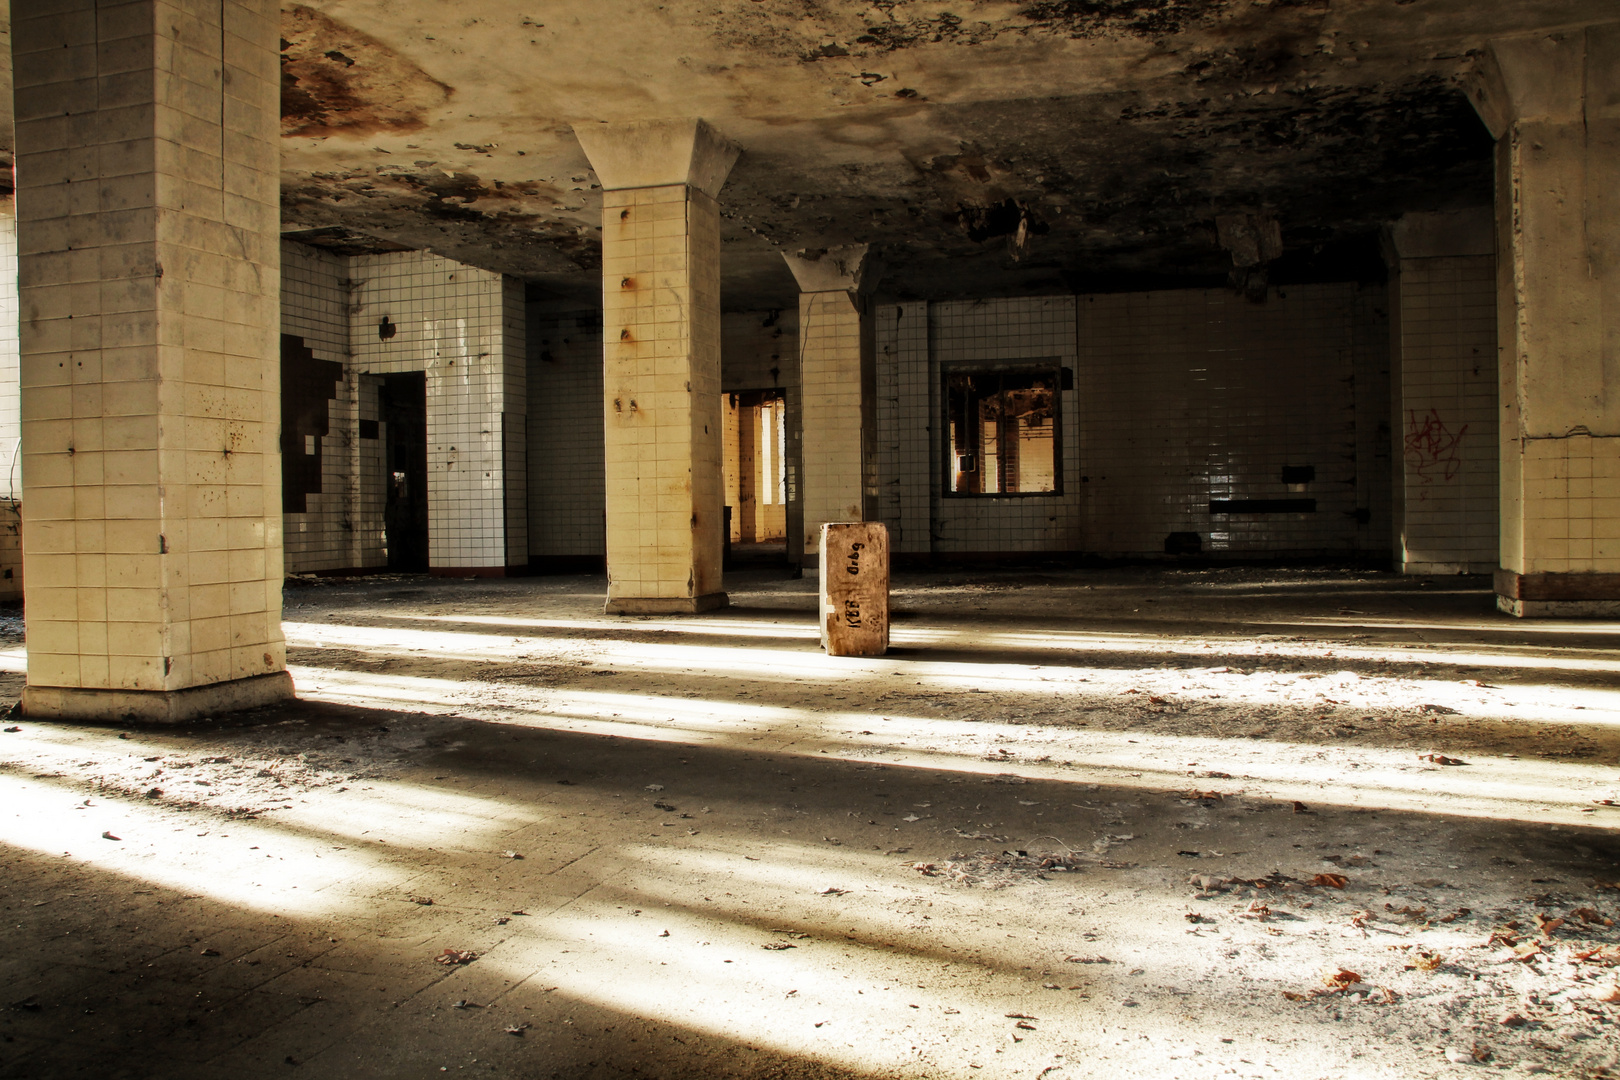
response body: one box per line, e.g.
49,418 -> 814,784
1148,696 -> 1169,705
1016,1020 -> 1037,1030
434,949 -> 478,965
645,784 -> 664,791
1321,968 -> 1362,991
1438,907 -> 1471,923
1510,941 -> 1543,962
1180,790 -> 1223,802
1419,753 -> 1466,766
1443,1044 -> 1490,1065
1409,951 -> 1444,972
1292,801 -> 1311,814
1281,991 -> 1306,1001
500,850 -> 523,860
505,1023 -> 530,1035
1571,945 -> 1620,965
2,726 -> 19,733
1240,901 -> 1271,921
817,887 -> 848,896
411,896 -> 434,906
1588,984 -> 1620,1003
1497,1012 -> 1527,1027
1308,873 -> 1348,889
762,942 -> 796,950
1570,907 -> 1614,927
1005,1012 -> 1038,1019
1064,955 -> 1112,964
1534,913 -> 1564,938
1420,704 -> 1460,715
1349,910 -> 1372,930
1368,987 -> 1399,1004
199,948 -> 221,957
101,831 -> 121,841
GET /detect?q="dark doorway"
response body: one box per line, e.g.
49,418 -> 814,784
380,372 -> 429,572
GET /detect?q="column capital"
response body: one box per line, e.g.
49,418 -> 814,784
1466,23 -> 1620,138
572,118 -> 741,199
783,244 -> 876,295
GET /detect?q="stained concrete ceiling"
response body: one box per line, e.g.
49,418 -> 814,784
271,1 -> 1607,308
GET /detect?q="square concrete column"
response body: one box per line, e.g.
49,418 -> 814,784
1386,209 -> 1499,575
574,120 -> 740,614
14,0 -> 293,719
785,246 -> 877,560
1468,25 -> 1620,615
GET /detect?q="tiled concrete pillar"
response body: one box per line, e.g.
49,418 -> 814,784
1387,209 -> 1499,575
574,119 -> 740,614
14,0 -> 292,719
1468,26 -> 1620,615
0,198 -> 23,601
784,246 -> 877,560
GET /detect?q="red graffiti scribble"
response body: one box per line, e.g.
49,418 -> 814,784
1404,408 -> 1469,483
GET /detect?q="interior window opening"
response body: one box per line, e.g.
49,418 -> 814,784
945,366 -> 1060,496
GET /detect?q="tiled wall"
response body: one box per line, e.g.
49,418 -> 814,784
0,199 -> 21,600
874,287 -> 1393,558
280,240 -> 359,573
1516,435 -> 1620,575
348,251 -> 526,572
280,245 -> 526,573
1395,255 -> 1498,573
527,308 -> 605,563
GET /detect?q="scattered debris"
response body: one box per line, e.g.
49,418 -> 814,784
500,850 -> 523,860
1419,753 -> 1466,766
1307,873 -> 1348,889
101,831 -> 121,841
434,949 -> 478,965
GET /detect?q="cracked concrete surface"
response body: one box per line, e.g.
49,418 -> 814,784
1,568 -> 1618,1078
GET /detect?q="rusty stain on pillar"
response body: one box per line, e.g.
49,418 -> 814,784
819,522 -> 889,656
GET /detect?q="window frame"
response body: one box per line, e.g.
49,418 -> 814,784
939,358 -> 1065,499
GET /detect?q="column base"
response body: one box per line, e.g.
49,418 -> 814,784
22,671 -> 295,724
605,593 -> 729,615
1494,570 -> 1620,618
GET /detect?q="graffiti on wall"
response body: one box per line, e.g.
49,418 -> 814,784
1403,408 -> 1469,484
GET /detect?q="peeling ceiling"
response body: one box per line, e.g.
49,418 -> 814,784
278,0 -> 1611,309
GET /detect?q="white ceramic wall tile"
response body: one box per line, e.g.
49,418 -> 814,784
871,287 -> 1393,558
281,246 -> 526,573
1395,255 -> 1498,573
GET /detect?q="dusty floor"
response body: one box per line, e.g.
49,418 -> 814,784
1,566 -> 1618,1080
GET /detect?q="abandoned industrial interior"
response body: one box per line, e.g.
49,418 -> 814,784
1,0 -> 1620,1077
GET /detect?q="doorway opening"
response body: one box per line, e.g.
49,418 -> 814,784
723,389 -> 788,563
380,372 -> 429,572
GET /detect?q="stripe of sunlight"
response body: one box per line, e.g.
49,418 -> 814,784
469,836 -> 1419,1076
472,840 -> 1049,1075
291,667 -> 1620,827
0,770 -> 389,918
284,620 -> 1620,720
0,645 -> 22,673
2,724 -> 544,851
389,612 -> 823,641
287,619 -> 1620,683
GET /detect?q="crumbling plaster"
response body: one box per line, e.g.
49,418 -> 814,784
274,0 -> 1620,308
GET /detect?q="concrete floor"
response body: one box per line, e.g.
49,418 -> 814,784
1,567 -> 1618,1079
